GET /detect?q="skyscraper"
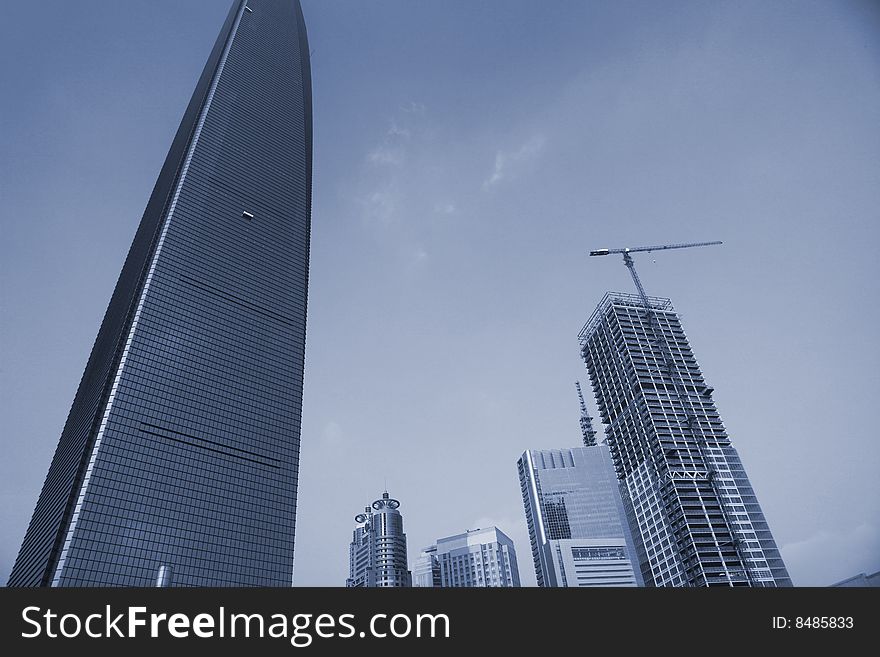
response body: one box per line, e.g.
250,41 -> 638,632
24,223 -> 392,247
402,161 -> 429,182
347,493 -> 412,588
518,446 -> 642,587
8,0 -> 312,587
579,292 -> 792,587
415,527 -> 521,588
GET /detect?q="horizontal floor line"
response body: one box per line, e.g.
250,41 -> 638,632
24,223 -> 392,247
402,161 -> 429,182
141,422 -> 281,469
180,274 -> 297,328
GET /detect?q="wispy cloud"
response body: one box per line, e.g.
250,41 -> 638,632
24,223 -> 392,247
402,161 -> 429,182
358,187 -> 398,225
358,102 -> 434,228
408,245 -> 429,264
366,120 -> 411,166
387,120 -> 411,138
483,134 -> 546,189
399,101 -> 426,114
367,145 -> 405,166
434,202 -> 456,215
355,103 -> 460,264
322,420 -> 343,446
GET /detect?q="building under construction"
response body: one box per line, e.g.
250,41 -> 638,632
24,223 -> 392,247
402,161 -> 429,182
579,292 -> 792,587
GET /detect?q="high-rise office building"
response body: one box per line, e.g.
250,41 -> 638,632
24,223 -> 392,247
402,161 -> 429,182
8,0 -> 312,587
579,292 -> 792,587
347,493 -> 412,588
415,527 -> 521,588
518,446 -> 641,587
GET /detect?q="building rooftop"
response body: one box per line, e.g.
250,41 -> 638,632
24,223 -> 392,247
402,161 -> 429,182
578,291 -> 674,347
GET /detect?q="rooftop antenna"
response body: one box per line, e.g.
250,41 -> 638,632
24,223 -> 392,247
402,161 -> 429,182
575,381 -> 597,447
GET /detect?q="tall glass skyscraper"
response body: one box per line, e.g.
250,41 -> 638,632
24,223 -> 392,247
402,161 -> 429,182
579,292 -> 792,587
347,493 -> 412,588
518,446 -> 642,587
8,0 -> 312,587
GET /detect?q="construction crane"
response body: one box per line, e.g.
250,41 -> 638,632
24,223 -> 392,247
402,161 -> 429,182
589,241 -> 722,310
574,381 -> 597,447
588,239 -> 758,586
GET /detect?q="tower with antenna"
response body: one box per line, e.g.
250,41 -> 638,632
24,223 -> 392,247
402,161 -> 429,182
346,492 -> 412,588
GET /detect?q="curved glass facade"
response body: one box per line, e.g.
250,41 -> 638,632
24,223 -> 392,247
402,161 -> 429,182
8,0 -> 312,587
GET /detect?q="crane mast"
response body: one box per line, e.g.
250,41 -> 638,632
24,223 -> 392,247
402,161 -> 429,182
575,380 -> 597,447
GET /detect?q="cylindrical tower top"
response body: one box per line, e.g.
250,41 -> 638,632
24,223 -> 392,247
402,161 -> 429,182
372,492 -> 400,510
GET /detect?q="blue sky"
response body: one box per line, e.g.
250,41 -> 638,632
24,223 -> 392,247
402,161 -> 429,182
1,0 -> 878,586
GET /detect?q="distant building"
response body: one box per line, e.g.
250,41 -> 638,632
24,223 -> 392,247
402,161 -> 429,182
830,571 -> 880,587
579,292 -> 792,587
416,527 -> 520,587
346,492 -> 411,587
519,445 -> 642,587
412,545 -> 442,588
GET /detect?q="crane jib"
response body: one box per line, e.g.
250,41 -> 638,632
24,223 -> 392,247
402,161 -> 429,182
588,241 -> 722,257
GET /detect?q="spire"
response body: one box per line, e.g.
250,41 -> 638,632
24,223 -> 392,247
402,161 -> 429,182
575,381 -> 597,447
